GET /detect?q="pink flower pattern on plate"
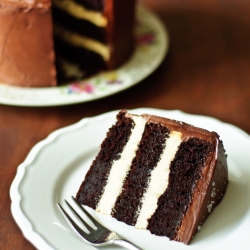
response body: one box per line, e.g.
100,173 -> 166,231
136,32 -> 156,46
68,82 -> 95,94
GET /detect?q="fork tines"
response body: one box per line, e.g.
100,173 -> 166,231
58,196 -> 141,249
58,196 -> 111,243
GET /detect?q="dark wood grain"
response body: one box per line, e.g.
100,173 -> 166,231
1,0 -> 250,249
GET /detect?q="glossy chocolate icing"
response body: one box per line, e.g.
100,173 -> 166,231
104,0 -> 136,69
176,140 -> 228,244
0,0 -> 56,87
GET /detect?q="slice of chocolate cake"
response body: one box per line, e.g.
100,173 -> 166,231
76,110 -> 228,244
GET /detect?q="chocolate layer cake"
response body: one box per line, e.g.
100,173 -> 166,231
0,0 -> 136,87
76,110 -> 228,244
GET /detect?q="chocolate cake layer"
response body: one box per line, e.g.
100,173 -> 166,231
112,123 -> 170,225
54,37 -> 106,82
74,0 -> 104,11
52,7 -> 106,43
147,138 -> 213,240
76,112 -> 134,209
175,140 -> 228,243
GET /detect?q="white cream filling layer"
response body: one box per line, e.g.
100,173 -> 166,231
53,0 -> 108,27
135,131 -> 182,229
96,116 -> 147,215
54,24 -> 110,60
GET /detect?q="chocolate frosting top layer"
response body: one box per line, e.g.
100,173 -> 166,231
125,110 -> 220,144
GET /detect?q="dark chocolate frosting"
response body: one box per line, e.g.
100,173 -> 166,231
175,140 -> 228,244
104,0 -> 136,69
0,0 -> 56,87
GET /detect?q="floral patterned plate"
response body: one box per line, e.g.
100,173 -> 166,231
0,7 -> 169,107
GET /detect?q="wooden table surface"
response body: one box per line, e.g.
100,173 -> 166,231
1,0 -> 250,249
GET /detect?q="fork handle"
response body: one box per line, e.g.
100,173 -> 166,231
113,238 -> 142,250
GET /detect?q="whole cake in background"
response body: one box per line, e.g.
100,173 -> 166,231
76,110 -> 228,244
0,0 -> 136,87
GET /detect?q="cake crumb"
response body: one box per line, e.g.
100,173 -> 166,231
207,201 -> 215,213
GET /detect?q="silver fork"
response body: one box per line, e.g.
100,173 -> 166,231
58,196 -> 141,250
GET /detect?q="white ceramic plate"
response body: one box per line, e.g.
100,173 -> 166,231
10,108 -> 250,250
0,8 -> 168,107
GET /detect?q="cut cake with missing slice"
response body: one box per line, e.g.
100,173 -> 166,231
0,0 -> 136,86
